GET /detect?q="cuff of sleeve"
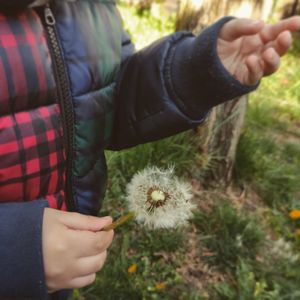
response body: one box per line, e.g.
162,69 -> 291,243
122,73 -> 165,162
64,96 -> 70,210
168,16 -> 259,119
0,200 -> 49,299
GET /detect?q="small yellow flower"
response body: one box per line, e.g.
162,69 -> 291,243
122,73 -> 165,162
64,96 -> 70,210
127,264 -> 137,273
289,210 -> 300,220
155,282 -> 167,290
296,229 -> 300,237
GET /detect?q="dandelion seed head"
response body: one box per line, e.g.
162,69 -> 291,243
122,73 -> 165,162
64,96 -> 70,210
150,190 -> 166,202
126,166 -> 195,229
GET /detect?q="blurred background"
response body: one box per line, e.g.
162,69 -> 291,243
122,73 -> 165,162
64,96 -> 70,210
72,0 -> 300,299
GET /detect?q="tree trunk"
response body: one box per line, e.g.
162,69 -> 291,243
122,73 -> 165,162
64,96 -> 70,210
282,0 -> 300,18
196,97 -> 248,186
176,0 -> 273,186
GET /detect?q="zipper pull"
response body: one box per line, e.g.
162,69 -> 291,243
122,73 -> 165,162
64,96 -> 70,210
44,5 -> 56,26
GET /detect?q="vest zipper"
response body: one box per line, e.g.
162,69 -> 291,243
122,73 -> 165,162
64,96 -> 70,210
44,4 -> 76,211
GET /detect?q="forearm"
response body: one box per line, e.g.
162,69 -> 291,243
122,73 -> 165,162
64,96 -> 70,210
109,18 -> 258,150
168,16 -> 258,119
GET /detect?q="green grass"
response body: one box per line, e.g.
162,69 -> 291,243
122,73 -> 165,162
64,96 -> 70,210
118,2 -> 175,50
77,227 -> 187,300
235,130 -> 300,208
71,4 -> 300,300
235,35 -> 300,210
210,260 -> 283,300
192,202 -> 264,270
231,36 -> 300,299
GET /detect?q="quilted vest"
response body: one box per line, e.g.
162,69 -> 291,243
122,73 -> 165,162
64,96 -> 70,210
0,0 -> 122,215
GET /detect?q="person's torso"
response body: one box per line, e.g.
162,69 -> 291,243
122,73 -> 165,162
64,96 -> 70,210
0,0 -> 122,214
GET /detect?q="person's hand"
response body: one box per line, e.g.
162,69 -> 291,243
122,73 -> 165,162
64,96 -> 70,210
217,16 -> 300,85
42,208 -> 114,293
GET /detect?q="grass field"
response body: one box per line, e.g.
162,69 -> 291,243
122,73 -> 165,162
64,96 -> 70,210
71,5 -> 300,300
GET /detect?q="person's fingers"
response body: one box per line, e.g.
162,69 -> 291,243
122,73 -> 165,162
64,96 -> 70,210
67,273 -> 97,289
245,55 -> 263,85
47,272 -> 98,293
261,47 -> 280,76
61,211 -> 112,231
219,18 -> 264,41
76,251 -> 108,277
69,229 -> 114,257
260,16 -> 300,43
89,230 -> 114,256
274,31 -> 292,56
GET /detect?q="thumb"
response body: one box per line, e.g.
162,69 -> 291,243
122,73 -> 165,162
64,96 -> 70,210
61,211 -> 113,231
219,18 -> 264,41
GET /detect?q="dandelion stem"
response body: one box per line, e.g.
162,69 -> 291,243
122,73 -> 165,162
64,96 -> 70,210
101,212 -> 135,231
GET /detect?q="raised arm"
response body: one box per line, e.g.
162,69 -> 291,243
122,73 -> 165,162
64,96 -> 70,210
108,16 -> 300,150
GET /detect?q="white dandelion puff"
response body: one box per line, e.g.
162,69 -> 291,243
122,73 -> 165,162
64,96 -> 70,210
126,166 -> 195,229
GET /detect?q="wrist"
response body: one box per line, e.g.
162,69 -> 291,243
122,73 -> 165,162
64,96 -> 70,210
167,17 -> 258,118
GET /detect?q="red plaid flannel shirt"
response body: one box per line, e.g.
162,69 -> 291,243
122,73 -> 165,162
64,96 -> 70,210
0,10 -> 66,209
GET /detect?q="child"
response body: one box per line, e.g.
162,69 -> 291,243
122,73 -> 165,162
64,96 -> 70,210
0,0 -> 299,298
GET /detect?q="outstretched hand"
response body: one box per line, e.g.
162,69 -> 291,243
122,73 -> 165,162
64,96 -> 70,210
217,16 -> 300,85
